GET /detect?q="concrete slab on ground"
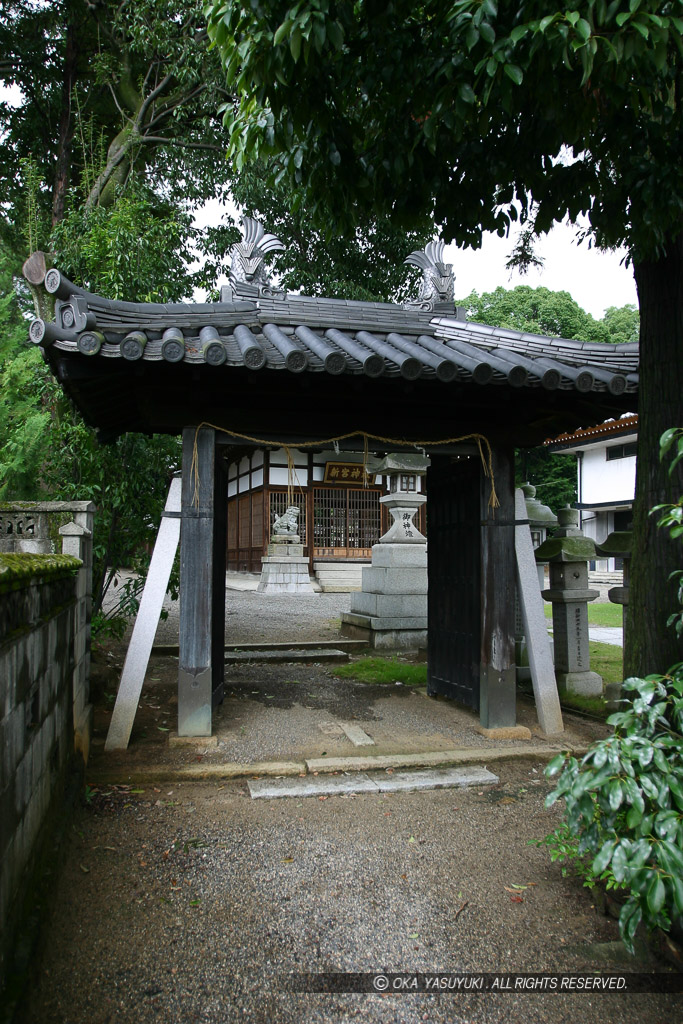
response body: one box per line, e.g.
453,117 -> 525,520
247,765 -> 499,799
224,648 -> 350,664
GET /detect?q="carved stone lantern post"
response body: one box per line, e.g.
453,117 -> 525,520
535,506 -> 602,696
341,454 -> 428,649
595,529 -> 632,634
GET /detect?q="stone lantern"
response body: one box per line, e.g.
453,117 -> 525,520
535,506 -> 602,696
521,482 -> 558,564
595,529 -> 632,632
341,453 -> 429,649
376,454 -> 428,544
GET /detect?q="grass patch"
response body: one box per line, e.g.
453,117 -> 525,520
549,641 -> 623,720
334,657 -> 427,687
543,602 -> 623,627
589,640 -> 623,686
558,691 -> 610,718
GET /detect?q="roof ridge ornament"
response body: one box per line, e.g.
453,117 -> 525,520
226,217 -> 286,301
403,239 -> 455,312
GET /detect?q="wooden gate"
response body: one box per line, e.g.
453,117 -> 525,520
427,455 -> 481,709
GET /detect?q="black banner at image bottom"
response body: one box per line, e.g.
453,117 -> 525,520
282,972 -> 683,994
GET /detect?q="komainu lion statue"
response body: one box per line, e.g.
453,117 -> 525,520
272,505 -> 300,536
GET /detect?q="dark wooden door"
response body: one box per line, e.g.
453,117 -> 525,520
427,455 -> 481,709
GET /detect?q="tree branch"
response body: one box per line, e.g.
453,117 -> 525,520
143,83 -> 207,130
138,136 -> 224,152
136,71 -> 175,126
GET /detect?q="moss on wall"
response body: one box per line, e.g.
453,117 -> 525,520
0,553 -> 81,591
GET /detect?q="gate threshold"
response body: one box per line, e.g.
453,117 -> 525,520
151,639 -> 370,656
248,765 -> 498,800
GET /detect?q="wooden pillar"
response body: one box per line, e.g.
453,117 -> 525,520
179,425 -> 217,736
479,445 -> 517,729
211,447 -> 227,707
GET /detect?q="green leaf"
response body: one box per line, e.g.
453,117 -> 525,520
659,839 -> 683,875
619,899 -> 642,951
646,874 -> 666,916
504,64 -> 523,85
575,18 -> 591,41
609,779 -> 624,811
459,82 -> 477,103
545,753 -> 567,777
640,774 -> 658,798
611,843 -> 628,882
480,22 -> 496,44
273,20 -> 290,47
466,24 -> 479,50
626,805 -> 643,830
592,840 -> 616,874
290,26 -> 302,61
668,776 -> 683,810
671,873 -> 683,915
327,21 -> 344,50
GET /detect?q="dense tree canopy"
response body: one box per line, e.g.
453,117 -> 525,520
458,285 -> 638,344
206,0 -> 683,677
0,0 -> 232,252
0,0 -> 435,634
206,0 -> 683,255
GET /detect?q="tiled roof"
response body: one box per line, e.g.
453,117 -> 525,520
31,270 -> 639,399
545,414 -> 639,448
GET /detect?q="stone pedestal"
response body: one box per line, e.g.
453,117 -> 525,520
342,543 -> 427,648
257,536 -> 314,593
341,454 -> 428,649
535,507 -> 602,696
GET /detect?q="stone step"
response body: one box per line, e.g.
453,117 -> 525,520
248,765 -> 499,800
313,561 -> 365,592
152,639 -> 370,656
224,648 -> 350,665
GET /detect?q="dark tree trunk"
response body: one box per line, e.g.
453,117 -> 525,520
52,15 -> 79,226
626,232 -> 683,677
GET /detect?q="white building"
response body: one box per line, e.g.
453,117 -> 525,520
546,414 -> 637,571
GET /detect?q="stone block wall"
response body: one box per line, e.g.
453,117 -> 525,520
0,553 -> 81,992
0,502 -> 95,762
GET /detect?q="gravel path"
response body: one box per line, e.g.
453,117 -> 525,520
150,587 -> 351,647
21,761 -> 677,1024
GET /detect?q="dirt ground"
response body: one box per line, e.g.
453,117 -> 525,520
10,645 -> 682,1024
17,757 -> 681,1024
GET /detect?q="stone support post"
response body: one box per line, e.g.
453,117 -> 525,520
59,521 -> 93,762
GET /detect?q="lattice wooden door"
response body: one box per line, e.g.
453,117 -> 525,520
312,487 -> 381,558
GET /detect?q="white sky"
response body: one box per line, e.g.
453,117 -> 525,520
445,227 -> 637,319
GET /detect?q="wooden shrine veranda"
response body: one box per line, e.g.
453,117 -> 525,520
26,226 -> 638,736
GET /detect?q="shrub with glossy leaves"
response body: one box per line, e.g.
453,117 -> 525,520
545,667 -> 683,951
